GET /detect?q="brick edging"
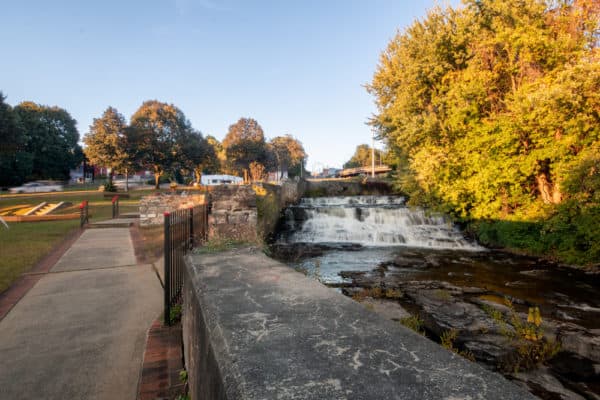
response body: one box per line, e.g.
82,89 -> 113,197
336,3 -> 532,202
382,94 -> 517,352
0,227 -> 83,322
137,319 -> 185,400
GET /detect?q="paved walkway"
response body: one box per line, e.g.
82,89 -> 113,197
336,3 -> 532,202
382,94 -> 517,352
0,227 -> 162,400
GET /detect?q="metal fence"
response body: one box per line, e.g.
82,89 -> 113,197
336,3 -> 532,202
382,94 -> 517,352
164,204 -> 208,325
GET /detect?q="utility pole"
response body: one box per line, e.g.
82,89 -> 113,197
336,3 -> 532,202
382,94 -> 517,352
371,127 -> 376,177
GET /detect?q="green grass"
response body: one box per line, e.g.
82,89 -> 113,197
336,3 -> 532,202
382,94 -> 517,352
0,219 -> 79,292
0,189 -> 157,293
193,238 -> 256,254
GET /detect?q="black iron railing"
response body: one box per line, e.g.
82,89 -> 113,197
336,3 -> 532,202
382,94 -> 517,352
164,204 -> 208,325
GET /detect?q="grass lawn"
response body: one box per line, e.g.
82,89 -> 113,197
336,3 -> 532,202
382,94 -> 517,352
0,189 -> 160,294
0,220 -> 79,293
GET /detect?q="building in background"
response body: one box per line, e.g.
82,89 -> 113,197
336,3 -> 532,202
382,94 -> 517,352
200,174 -> 243,186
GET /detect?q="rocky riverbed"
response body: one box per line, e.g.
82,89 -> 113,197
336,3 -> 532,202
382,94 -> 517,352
271,244 -> 600,400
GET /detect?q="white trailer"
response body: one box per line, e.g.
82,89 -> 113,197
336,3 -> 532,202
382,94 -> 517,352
200,174 -> 243,186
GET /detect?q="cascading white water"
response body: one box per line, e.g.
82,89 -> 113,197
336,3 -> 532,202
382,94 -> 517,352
282,195 -> 482,250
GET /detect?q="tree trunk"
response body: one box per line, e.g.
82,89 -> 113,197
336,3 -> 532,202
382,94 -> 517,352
154,166 -> 161,190
194,168 -> 202,185
536,174 -> 562,204
125,168 -> 129,192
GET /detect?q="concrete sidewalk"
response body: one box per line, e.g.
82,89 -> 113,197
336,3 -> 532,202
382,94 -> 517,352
0,228 -> 162,400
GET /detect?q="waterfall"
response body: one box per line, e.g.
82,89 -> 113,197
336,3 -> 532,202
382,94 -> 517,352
280,196 -> 482,250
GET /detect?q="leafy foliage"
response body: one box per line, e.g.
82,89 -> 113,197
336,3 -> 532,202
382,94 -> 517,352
440,329 -> 476,361
269,135 -> 307,177
249,161 -> 266,182
178,130 -> 215,184
83,107 -> 129,184
399,314 -> 426,336
0,92 -> 31,187
222,118 -> 270,176
369,0 -> 600,264
12,101 -> 82,182
498,301 -> 561,373
128,100 -> 195,188
343,144 -> 386,169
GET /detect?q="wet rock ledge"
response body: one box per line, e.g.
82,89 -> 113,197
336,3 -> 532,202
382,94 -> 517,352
182,247 -> 535,400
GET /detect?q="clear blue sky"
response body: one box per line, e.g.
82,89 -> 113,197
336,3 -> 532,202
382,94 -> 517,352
1,0 -> 452,171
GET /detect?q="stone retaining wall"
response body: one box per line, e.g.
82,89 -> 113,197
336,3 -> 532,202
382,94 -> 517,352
280,178 -> 307,207
208,185 -> 257,242
305,178 -> 391,197
139,193 -> 206,226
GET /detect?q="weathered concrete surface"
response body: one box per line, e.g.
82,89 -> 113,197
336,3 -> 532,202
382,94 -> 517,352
0,228 -> 162,400
183,247 -> 536,400
51,228 -> 136,272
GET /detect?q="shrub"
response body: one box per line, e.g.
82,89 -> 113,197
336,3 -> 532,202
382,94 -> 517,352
399,314 -> 425,336
440,329 -> 475,361
103,182 -> 117,192
483,299 -> 561,373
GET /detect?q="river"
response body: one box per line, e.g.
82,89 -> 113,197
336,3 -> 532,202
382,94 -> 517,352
271,195 -> 600,399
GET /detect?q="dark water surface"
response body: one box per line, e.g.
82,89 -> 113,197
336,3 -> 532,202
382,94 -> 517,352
281,245 -> 600,329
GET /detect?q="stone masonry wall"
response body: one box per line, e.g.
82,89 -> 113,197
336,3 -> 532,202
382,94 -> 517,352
279,178 -> 307,207
208,185 -> 258,242
139,193 -> 206,226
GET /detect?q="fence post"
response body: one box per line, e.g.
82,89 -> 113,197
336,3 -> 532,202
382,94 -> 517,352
203,204 -> 208,242
189,207 -> 194,249
164,211 -> 171,326
112,195 -> 119,219
79,200 -> 88,228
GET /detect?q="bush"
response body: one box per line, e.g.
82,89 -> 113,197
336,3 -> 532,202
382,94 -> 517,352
483,300 -> 561,373
470,202 -> 600,266
399,314 -> 425,336
103,182 -> 117,192
254,184 -> 281,241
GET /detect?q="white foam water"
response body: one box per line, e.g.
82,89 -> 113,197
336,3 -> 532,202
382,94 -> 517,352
284,196 -> 483,251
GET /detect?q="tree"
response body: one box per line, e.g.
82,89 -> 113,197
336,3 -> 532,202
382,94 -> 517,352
128,100 -> 194,189
178,130 -> 217,184
0,92 -> 31,187
83,107 -> 129,185
249,161 -> 266,182
222,118 -> 269,176
367,0 -> 600,263
222,117 -> 265,148
343,144 -> 385,169
13,101 -> 82,181
205,135 -> 223,173
269,135 -> 307,178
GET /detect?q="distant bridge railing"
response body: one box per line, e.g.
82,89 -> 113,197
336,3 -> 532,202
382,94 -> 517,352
338,165 -> 391,177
